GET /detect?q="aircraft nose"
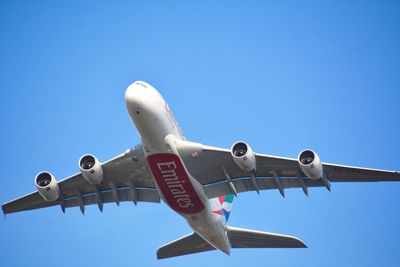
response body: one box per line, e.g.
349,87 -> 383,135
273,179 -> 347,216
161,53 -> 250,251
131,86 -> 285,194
125,81 -> 146,113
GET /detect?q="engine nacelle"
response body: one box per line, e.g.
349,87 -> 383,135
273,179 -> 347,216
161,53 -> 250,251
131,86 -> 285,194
231,141 -> 256,172
35,171 -> 60,202
298,149 -> 323,180
79,154 -> 104,184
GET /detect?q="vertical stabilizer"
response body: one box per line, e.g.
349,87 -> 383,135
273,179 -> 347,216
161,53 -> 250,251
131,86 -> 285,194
209,194 -> 234,224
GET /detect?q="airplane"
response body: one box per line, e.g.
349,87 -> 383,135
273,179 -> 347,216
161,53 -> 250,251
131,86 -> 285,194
3,81 -> 400,259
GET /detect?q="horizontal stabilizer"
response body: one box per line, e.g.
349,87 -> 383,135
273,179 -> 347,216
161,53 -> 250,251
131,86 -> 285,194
157,232 -> 214,259
157,226 -> 306,259
227,226 -> 307,248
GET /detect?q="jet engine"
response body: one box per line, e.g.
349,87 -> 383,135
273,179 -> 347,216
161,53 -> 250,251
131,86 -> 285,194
231,141 -> 256,172
79,154 -> 104,184
35,171 -> 60,202
298,149 -> 323,180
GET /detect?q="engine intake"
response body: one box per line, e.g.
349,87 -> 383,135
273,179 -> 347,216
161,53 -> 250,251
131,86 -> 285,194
79,154 -> 104,184
298,149 -> 323,180
231,141 -> 256,172
35,171 -> 60,202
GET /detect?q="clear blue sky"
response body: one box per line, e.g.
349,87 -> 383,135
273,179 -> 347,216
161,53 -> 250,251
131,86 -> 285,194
1,1 -> 400,266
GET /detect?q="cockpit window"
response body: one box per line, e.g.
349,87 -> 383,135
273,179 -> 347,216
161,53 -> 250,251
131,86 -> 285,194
135,82 -> 147,88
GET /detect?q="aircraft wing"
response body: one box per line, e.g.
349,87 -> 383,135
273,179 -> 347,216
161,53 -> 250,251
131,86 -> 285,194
2,145 -> 159,215
181,145 -> 400,198
4,141 -> 399,214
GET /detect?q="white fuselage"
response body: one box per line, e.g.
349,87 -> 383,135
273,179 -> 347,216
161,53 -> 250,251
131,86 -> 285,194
125,81 -> 230,254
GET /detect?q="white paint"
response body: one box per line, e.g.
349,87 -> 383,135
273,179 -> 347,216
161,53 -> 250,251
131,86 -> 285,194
125,81 -> 231,255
